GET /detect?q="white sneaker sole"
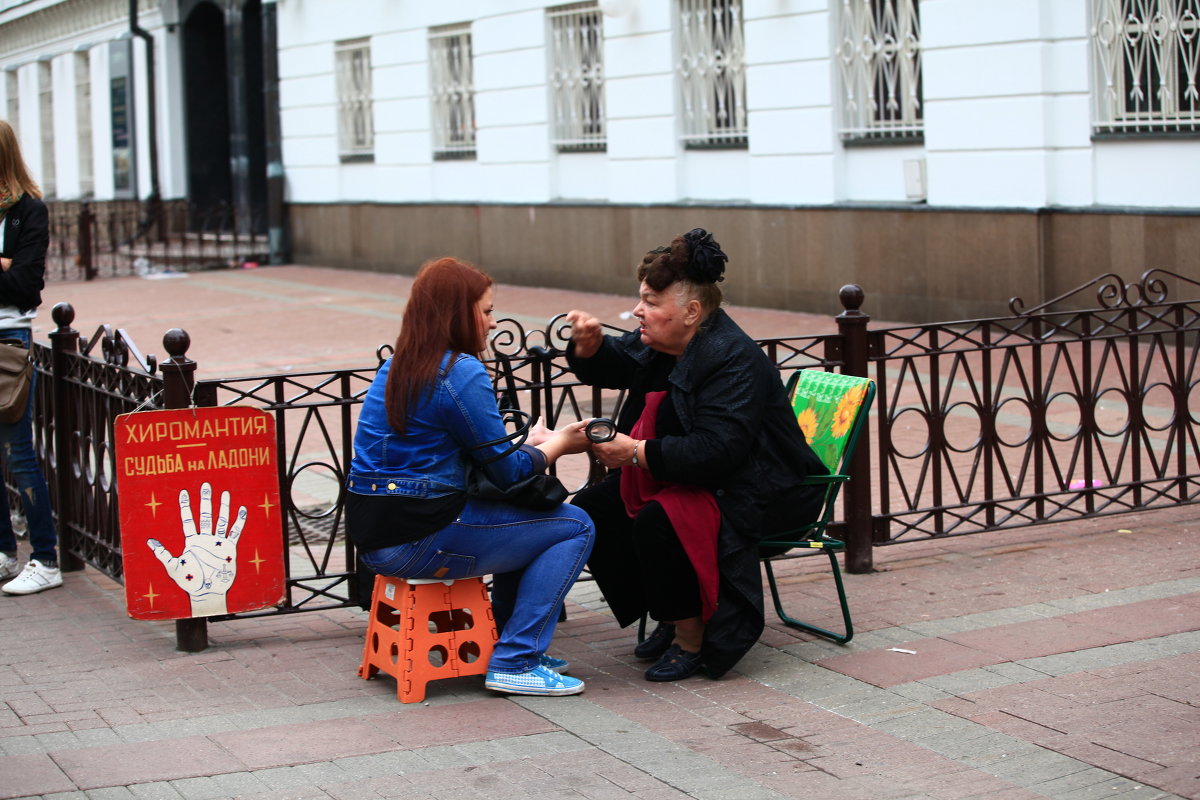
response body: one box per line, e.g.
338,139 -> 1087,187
3,577 -> 63,595
484,678 -> 584,697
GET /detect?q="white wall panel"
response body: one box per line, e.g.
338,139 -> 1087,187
374,131 -> 432,167
474,48 -> 545,92
477,123 -> 550,164
745,12 -> 829,66
924,97 -> 1048,152
602,31 -> 674,77
927,151 -> 1048,207
924,43 -> 1046,100
473,9 -> 544,54
477,163 -> 551,202
552,151 -> 608,200
679,149 -> 750,201
1094,142 -> 1200,208
605,74 -> 675,120
606,115 -> 676,160
475,85 -> 547,127
1045,148 -> 1092,207
608,158 -> 678,203
749,107 -> 834,156
372,165 -> 433,202
747,61 -> 831,110
921,0 -> 1044,48
374,97 -> 430,136
749,154 -> 835,204
841,143 -> 926,203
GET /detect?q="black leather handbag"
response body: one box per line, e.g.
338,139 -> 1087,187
465,407 -> 568,510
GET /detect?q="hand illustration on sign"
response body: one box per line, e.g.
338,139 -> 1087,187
147,482 -> 247,617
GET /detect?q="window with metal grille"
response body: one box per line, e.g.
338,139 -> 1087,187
335,38 -> 374,161
38,60 -> 55,197
76,52 -> 93,197
835,0 -> 923,142
677,0 -> 747,148
429,23 -> 476,160
1092,0 -> 1200,134
548,2 -> 606,152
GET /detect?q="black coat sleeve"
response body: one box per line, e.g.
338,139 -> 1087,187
566,329 -> 644,390
0,197 -> 48,311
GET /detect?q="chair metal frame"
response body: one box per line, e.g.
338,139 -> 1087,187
758,370 -> 875,644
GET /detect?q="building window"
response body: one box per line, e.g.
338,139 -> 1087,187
835,0 -> 923,142
677,0 -> 747,148
548,2 -> 606,152
75,52 -> 93,197
335,38 -> 374,162
38,60 -> 55,198
429,24 -> 476,160
1092,0 -> 1200,134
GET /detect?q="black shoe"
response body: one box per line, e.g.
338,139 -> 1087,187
633,622 -> 676,660
644,644 -> 704,682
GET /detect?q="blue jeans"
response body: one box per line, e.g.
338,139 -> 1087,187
359,498 -> 595,672
0,328 -> 57,564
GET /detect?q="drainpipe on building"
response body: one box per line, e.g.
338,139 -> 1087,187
262,0 -> 288,263
129,0 -> 162,237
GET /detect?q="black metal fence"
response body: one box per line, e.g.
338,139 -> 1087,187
46,199 -> 269,281
28,270 -> 1200,648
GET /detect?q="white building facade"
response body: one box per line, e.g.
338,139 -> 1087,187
3,0 -> 1198,318
273,0 -> 1200,210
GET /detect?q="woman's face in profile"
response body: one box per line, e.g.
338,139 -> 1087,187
475,286 -> 497,350
633,281 -> 692,356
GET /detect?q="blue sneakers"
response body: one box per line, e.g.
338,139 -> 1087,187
539,654 -> 570,673
485,664 -> 584,696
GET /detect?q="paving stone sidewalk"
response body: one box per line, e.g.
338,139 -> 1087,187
2,266 -> 1196,800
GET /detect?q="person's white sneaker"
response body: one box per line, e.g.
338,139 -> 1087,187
0,553 -> 19,581
2,559 -> 63,595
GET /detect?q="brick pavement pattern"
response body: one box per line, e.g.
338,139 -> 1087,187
1,266 -> 1196,799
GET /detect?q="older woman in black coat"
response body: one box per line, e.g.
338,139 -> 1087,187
566,229 -> 827,681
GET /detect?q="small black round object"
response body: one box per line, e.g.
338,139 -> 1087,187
585,417 -> 617,443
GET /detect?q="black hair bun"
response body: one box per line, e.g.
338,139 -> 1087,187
682,228 -> 727,284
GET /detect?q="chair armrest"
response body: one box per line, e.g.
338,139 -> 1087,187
800,473 -> 849,486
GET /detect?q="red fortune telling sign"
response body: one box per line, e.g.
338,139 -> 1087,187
115,407 -> 286,620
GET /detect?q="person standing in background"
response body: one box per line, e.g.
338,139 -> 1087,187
0,119 -> 60,595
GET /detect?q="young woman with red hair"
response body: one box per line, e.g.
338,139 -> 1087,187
346,257 -> 595,697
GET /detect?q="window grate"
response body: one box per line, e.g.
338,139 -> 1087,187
548,2 -> 606,152
1092,0 -> 1200,134
678,0 -> 747,148
335,39 -> 374,161
836,0 -> 923,142
429,24 -> 476,160
5,71 -> 18,141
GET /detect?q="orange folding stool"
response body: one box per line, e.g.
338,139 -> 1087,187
358,575 -> 498,703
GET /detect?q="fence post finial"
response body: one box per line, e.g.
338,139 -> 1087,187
835,284 -> 874,574
158,328 -> 208,651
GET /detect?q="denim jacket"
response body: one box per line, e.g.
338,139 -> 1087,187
346,351 -> 544,499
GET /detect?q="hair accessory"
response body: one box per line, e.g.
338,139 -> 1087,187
682,228 -> 727,284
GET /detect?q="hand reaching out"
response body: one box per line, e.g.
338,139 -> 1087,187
147,482 -> 247,617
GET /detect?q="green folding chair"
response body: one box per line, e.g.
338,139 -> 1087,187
759,370 -> 875,644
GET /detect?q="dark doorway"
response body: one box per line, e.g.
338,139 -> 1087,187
242,0 -> 267,233
181,2 -> 231,221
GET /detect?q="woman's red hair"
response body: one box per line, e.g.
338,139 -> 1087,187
385,257 -> 493,432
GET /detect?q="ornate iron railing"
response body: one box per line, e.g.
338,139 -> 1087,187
870,269 -> 1200,545
29,272 -> 1199,650
46,199 -> 269,281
